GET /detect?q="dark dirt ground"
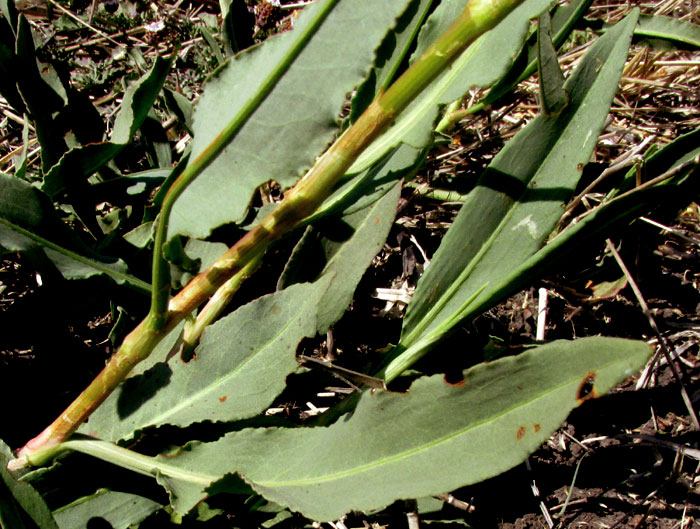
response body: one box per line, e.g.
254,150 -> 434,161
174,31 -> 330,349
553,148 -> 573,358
1,0 -> 700,527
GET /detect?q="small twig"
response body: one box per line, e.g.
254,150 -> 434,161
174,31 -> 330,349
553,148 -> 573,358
561,135 -> 655,224
2,110 -> 34,129
526,458 -> 554,529
0,137 -> 38,167
607,485 -> 661,529
536,287 -> 548,342
45,0 -> 124,48
280,0 -> 316,7
606,240 -> 700,430
435,493 -> 476,513
581,157 -> 700,222
406,500 -> 420,529
298,355 -> 386,390
639,216 -> 700,246
626,433 -> 700,461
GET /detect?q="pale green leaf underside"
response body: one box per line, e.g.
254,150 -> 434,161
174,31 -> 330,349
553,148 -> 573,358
156,337 -> 650,520
167,0 -> 411,240
52,490 -> 161,529
636,14 -> 700,48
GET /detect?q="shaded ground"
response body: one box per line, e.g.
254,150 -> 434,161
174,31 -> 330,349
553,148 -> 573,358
0,0 -> 699,527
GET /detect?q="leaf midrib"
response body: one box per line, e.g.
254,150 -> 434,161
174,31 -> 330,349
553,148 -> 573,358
254,356 -> 627,488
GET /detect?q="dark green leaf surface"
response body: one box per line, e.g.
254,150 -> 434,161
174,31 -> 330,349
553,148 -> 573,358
167,0 -> 412,240
42,55 -> 173,198
399,12 -> 638,355
160,338 -> 650,520
537,11 -> 568,116
0,173 -> 149,292
0,441 -> 58,529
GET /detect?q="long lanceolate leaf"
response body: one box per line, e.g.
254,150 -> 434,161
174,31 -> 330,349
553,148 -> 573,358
381,11 -> 640,380
166,0 -> 412,241
64,338 -> 651,521
635,15 -> 700,48
78,281 -> 331,441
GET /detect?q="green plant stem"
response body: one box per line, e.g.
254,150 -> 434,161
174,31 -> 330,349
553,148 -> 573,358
149,0 -> 342,329
12,0 -> 529,468
180,252 -> 264,357
19,439 -> 215,485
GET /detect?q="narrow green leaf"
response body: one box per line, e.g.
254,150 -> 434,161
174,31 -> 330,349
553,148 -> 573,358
613,128 -> 700,197
0,0 -> 18,33
635,14 -> 700,48
15,16 -> 67,171
483,177 -> 700,324
200,27 -> 225,66
0,440 -> 59,529
163,88 -> 194,133
42,55 -> 173,198
0,16 -> 25,114
158,337 -> 650,520
348,0 -> 552,175
281,182 -> 401,334
537,11 -> 568,117
423,124 -> 698,331
14,120 -> 30,180
479,0 -> 593,111
53,490 -> 161,529
0,174 -> 150,293
397,12 -> 639,361
167,0 -> 412,241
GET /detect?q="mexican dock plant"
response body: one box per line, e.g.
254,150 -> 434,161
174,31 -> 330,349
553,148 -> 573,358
0,0 -> 698,525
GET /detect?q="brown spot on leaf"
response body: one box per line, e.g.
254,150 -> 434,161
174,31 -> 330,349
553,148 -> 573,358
516,426 -> 526,440
576,372 -> 598,404
219,395 -> 227,402
533,424 -> 541,433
